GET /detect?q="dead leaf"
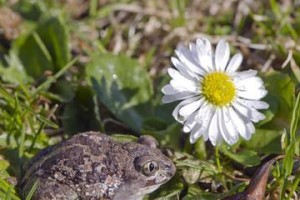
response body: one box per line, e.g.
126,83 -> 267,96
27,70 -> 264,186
222,156 -> 283,200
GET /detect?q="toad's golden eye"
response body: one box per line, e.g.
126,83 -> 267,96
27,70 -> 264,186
142,161 -> 159,176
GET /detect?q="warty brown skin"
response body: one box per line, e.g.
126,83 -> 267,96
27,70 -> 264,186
19,131 -> 176,200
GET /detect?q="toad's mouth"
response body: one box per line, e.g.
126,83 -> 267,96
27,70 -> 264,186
131,184 -> 162,197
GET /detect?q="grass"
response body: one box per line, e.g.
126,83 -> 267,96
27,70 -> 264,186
0,0 -> 299,199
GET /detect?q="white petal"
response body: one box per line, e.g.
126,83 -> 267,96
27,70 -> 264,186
189,43 -> 200,61
171,57 -> 199,81
237,89 -> 268,100
162,93 -> 196,103
228,107 -> 248,140
215,39 -> 230,71
245,121 -> 255,137
215,129 -> 224,145
237,99 -> 269,110
179,98 -> 204,118
161,84 -> 177,95
170,78 -> 198,93
183,111 -> 198,133
162,82 -> 199,96
237,113 -> 255,140
189,103 -> 214,143
235,76 -> 264,91
193,103 -> 215,141
208,110 -> 219,146
189,123 -> 202,143
172,97 -> 199,123
226,53 -> 243,73
218,108 -> 234,145
232,101 -> 265,123
196,38 -> 214,71
221,107 -> 239,144
233,70 -> 257,80
176,44 -> 205,75
168,68 -> 196,84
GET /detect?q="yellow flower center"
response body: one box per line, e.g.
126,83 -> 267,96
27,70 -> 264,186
202,72 -> 236,106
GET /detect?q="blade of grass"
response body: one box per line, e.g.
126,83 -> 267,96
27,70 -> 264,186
32,57 -> 78,96
0,85 -> 58,128
33,33 -> 52,63
25,180 -> 39,200
89,0 -> 98,17
290,57 -> 300,83
28,104 -> 58,153
12,93 -> 26,158
280,92 -> 300,199
0,179 -> 20,200
290,92 -> 300,142
287,171 -> 300,200
4,185 -> 11,200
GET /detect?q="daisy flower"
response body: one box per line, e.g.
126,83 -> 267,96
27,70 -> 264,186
161,37 -> 269,146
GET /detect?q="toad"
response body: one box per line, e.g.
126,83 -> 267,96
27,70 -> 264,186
20,132 -> 176,200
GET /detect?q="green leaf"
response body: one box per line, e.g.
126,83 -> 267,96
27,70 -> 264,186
221,147 -> 261,167
262,71 -> 296,129
62,86 -> 101,135
85,53 -> 153,132
243,129 -> 282,154
142,123 -> 181,149
183,184 -> 226,200
32,57 -> 77,96
49,80 -> 75,102
0,52 -> 33,84
0,159 -> 9,171
256,93 -> 279,126
17,16 -> 70,78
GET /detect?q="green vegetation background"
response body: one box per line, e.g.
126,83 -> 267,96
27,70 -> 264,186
0,0 -> 299,199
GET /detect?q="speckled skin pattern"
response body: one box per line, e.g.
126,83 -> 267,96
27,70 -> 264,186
19,131 -> 176,200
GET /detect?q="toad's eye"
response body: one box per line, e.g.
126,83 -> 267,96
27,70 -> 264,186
142,161 -> 159,176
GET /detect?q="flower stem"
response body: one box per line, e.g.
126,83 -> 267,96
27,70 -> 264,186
215,146 -> 228,190
215,146 -> 222,173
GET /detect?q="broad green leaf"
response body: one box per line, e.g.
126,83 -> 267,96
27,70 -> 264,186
14,0 -> 43,21
0,52 -> 32,84
256,93 -> 279,126
62,86 -> 101,135
262,71 -> 296,129
32,57 -> 77,96
0,159 -> 9,171
183,185 -> 227,200
243,129 -> 282,154
221,147 -> 261,167
17,16 -> 70,78
85,53 -> 153,132
142,123 -> 181,149
49,80 -> 75,102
